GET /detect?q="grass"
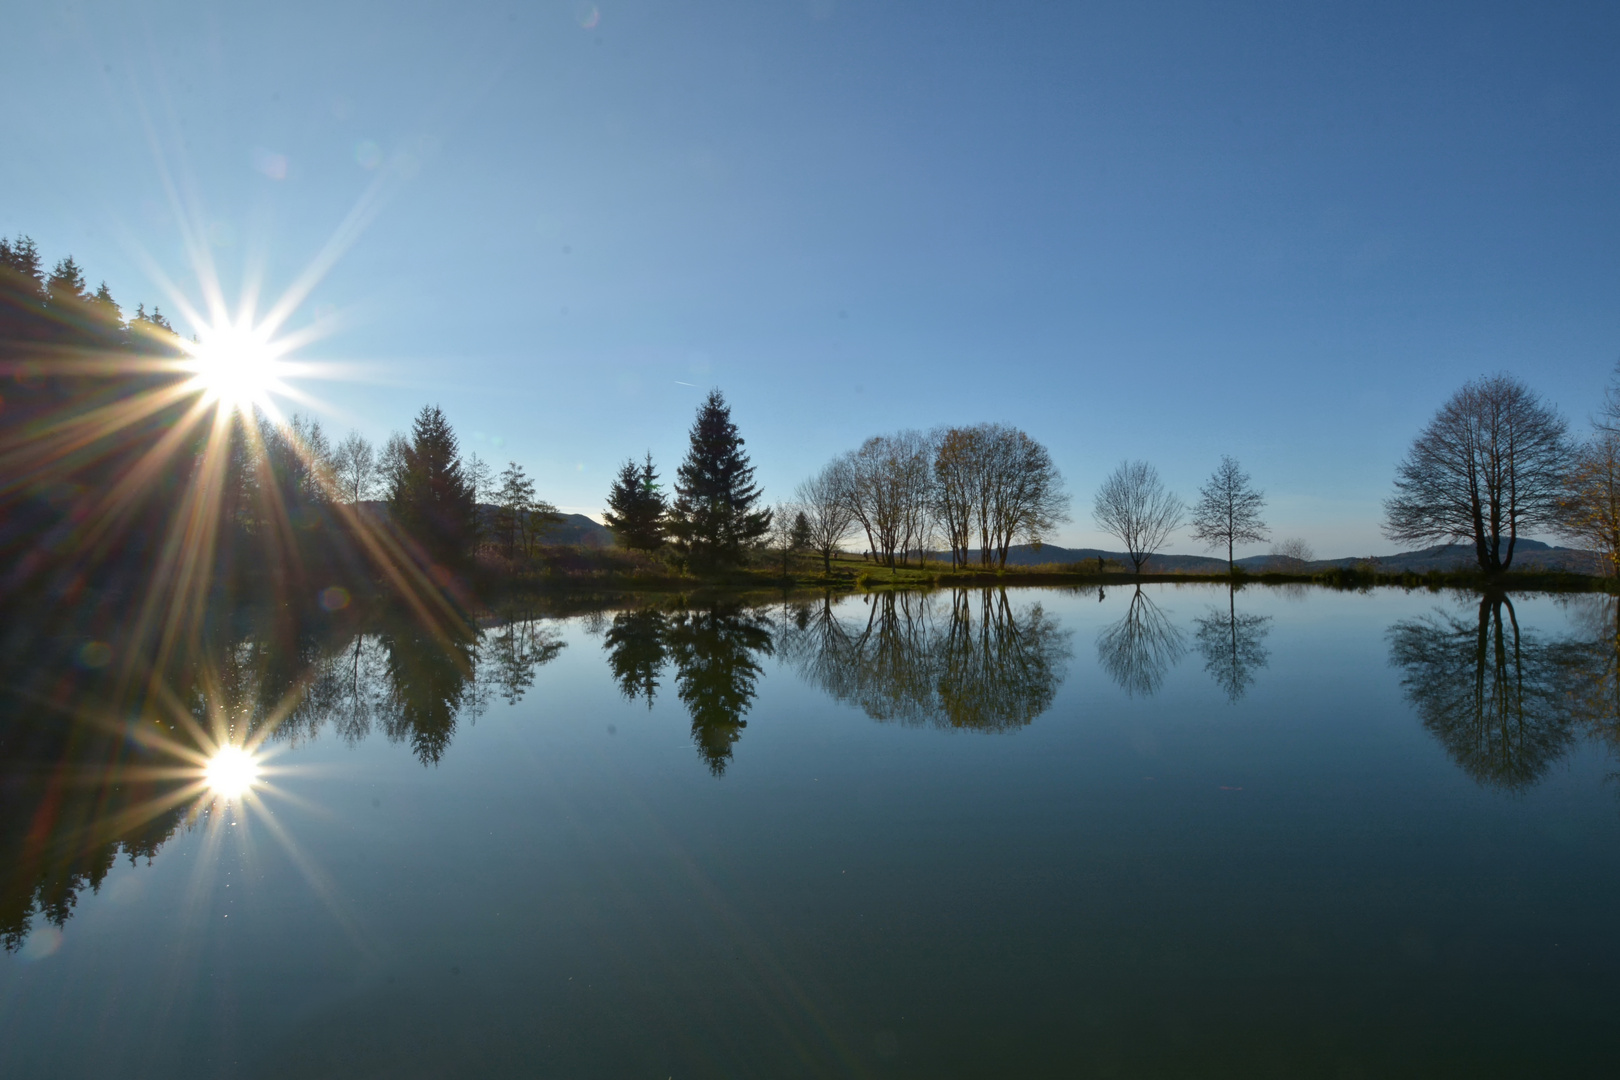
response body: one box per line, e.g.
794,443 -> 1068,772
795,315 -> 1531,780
465,546 -> 1620,600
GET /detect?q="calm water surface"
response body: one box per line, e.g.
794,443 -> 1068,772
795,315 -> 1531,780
3,584 -> 1620,1077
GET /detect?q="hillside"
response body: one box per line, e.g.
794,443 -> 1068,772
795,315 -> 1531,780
357,502 -> 614,548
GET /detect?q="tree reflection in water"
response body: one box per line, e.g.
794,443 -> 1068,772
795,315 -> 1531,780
1192,586 -> 1273,703
0,600 -> 565,951
1096,586 -> 1185,698
603,609 -> 669,708
667,607 -> 776,774
781,589 -> 1070,732
1388,594 -> 1583,791
600,605 -> 777,774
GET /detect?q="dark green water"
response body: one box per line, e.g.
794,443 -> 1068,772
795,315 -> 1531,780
3,585 -> 1619,1078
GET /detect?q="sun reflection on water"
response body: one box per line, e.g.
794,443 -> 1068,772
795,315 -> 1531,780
203,744 -> 262,801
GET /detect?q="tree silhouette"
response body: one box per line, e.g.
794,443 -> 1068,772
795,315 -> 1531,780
667,390 -> 771,569
1386,375 -> 1569,575
603,452 -> 667,551
1190,456 -> 1268,573
388,405 -> 477,568
1096,586 -> 1186,697
1388,594 -> 1578,790
780,588 -> 1071,732
603,608 -> 669,707
1193,586 -> 1272,702
379,614 -> 479,765
665,605 -> 775,774
1093,461 -> 1183,576
481,610 -> 565,705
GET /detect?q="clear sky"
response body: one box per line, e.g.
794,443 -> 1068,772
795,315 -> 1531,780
5,1 -> 1618,557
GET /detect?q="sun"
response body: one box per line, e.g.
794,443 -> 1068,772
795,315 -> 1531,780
203,744 -> 263,800
180,319 -> 289,414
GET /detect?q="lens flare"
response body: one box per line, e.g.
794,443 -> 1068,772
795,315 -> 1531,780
179,320 -> 288,415
203,745 -> 262,800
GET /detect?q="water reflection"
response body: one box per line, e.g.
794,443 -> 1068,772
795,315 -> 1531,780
782,589 -> 1070,731
1096,586 -> 1185,697
604,609 -> 669,707
1192,587 -> 1273,703
669,607 -> 775,774
600,605 -> 776,773
1388,594 -> 1582,790
0,599 -> 565,951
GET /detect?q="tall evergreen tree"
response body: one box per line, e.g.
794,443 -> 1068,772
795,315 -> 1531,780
667,391 -> 771,569
388,405 -> 477,567
603,452 -> 667,551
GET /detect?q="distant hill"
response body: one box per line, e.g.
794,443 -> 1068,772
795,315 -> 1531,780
358,502 -> 614,548
934,539 -> 1601,574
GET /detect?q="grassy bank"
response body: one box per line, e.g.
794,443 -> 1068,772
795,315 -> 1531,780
467,547 -> 1620,599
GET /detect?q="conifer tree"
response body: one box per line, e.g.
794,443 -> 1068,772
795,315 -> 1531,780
667,390 -> 771,569
603,452 -> 667,551
388,405 -> 477,567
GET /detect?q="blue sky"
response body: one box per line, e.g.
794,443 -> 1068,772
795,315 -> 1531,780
5,1 -> 1618,556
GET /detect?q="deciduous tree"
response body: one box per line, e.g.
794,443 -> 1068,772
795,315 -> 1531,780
333,432 -> 376,504
1385,374 -> 1569,575
794,459 -> 857,574
1092,461 -> 1183,575
1189,455 -> 1268,573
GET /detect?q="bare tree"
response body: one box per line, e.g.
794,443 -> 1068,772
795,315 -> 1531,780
1385,374 -> 1569,575
841,434 -> 912,567
495,461 -> 535,559
892,429 -> 936,566
932,426 -> 980,567
376,431 -> 410,498
766,500 -> 803,576
333,431 -> 376,504
1092,460 -> 1183,575
1189,455 -> 1268,573
1096,586 -> 1185,696
795,459 -> 857,574
1556,363 -> 1620,576
932,423 -> 1068,568
1559,431 -> 1620,576
1268,537 -> 1315,571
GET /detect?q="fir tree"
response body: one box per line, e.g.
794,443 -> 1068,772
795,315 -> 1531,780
388,405 -> 477,567
603,452 -> 667,551
791,511 -> 813,553
667,391 -> 771,569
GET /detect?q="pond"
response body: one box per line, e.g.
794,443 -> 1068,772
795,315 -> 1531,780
3,584 -> 1619,1077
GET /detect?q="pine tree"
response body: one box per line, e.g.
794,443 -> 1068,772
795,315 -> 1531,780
388,405 -> 477,567
46,257 -> 88,305
603,452 -> 667,551
667,391 -> 771,569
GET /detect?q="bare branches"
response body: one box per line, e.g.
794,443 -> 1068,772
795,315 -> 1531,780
1559,429 -> 1620,576
931,423 -> 1068,568
1385,374 -> 1569,574
1092,460 -> 1183,575
794,460 -> 858,573
333,431 -> 376,504
1189,455 -> 1267,572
